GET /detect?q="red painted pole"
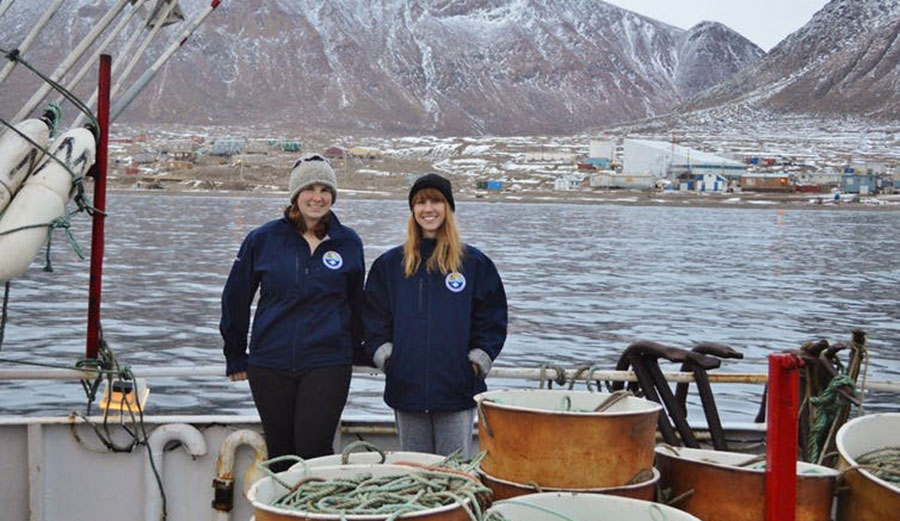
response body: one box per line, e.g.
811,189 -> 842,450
765,353 -> 804,521
85,54 -> 111,359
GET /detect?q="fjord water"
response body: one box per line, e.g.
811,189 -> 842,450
2,194 -> 898,421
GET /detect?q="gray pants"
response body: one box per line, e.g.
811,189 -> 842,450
394,408 -> 476,457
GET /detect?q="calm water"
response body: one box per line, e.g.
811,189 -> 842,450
2,193 -> 899,422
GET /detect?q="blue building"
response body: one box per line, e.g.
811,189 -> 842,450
210,138 -> 246,157
584,157 -> 611,169
841,174 -> 878,194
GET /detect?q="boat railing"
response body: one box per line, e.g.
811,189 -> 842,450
1,365 -> 898,393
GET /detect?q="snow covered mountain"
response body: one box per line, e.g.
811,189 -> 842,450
1,0 -> 763,134
683,0 -> 900,120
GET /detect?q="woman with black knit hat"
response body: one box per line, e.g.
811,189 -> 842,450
220,153 -> 365,470
363,173 -> 508,456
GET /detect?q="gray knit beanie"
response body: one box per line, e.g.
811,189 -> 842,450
289,153 -> 337,202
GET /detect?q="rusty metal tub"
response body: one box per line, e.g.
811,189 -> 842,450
655,446 -> 839,521
247,464 -> 474,521
475,389 -> 661,488
478,465 -> 658,501
836,413 -> 900,521
484,492 -> 702,520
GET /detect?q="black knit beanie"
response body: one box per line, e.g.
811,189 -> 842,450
408,173 -> 455,211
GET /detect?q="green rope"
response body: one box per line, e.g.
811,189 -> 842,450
341,440 -> 385,464
256,454 -> 490,519
43,102 -> 62,138
807,374 -> 855,463
584,364 -> 605,392
856,447 -> 900,485
567,365 -> 590,390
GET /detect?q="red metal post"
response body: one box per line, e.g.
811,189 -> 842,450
765,353 -> 804,521
85,54 -> 111,359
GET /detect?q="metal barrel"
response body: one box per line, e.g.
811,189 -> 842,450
248,464 -> 473,521
475,389 -> 661,488
835,413 -> 900,521
485,492 -> 702,521
655,446 -> 839,521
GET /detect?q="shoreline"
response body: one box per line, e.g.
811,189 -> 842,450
106,185 -> 900,212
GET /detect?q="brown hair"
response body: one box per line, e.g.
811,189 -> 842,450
403,188 -> 464,277
283,198 -> 330,239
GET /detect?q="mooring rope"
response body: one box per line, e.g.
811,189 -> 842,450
807,374 -> 856,463
856,447 -> 900,485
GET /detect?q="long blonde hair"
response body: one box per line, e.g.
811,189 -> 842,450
403,188 -> 464,277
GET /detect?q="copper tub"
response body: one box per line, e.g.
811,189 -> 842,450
475,389 -> 661,488
247,464 -> 474,521
835,413 -> 900,521
655,446 -> 839,521
478,465 -> 658,501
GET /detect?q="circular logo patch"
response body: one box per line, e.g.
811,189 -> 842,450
322,251 -> 343,270
445,272 -> 466,293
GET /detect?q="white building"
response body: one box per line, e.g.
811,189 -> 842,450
590,171 -> 655,189
554,175 -> 583,191
623,139 -> 746,180
589,140 -> 616,160
697,173 -> 728,192
523,151 -> 576,162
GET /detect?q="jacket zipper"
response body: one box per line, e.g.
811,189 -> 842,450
293,251 -> 301,371
423,275 -> 430,412
295,236 -> 329,372
418,278 -> 423,313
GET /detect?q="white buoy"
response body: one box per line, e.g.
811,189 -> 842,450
0,118 -> 51,213
0,128 -> 95,282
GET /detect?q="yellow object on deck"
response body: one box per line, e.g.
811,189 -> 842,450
99,378 -> 149,413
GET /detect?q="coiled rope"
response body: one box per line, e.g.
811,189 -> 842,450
856,447 -> 900,486
257,454 -> 491,521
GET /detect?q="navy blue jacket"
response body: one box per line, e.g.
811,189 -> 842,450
363,240 -> 507,412
220,213 -> 364,375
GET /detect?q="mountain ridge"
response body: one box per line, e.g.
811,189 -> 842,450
1,0 -> 763,135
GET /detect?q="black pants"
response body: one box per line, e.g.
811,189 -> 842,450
247,364 -> 352,471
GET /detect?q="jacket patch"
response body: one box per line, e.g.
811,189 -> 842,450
445,272 -> 466,293
323,251 -> 343,270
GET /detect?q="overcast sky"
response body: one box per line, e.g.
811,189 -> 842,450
602,0 -> 829,51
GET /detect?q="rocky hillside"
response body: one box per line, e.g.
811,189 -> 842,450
0,0 -> 763,135
682,0 -> 900,120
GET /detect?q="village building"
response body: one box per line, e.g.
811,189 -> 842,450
623,139 -> 747,188
740,173 -> 792,192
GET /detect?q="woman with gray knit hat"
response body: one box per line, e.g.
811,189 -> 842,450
220,153 -> 365,470
363,173 -> 508,456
